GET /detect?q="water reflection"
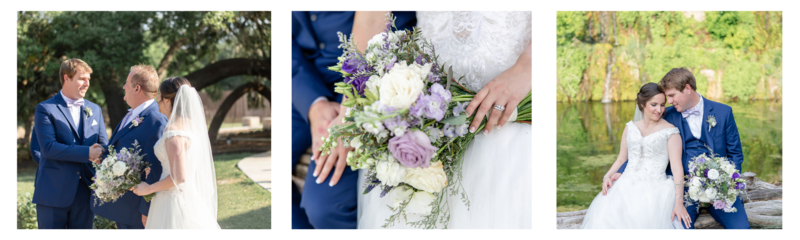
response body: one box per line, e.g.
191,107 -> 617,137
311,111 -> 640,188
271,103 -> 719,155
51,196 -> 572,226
556,100 -> 782,212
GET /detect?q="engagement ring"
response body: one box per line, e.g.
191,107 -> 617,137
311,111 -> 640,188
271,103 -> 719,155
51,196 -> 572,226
494,105 -> 505,112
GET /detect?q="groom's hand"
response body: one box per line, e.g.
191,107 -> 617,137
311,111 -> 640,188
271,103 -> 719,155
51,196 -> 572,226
89,144 -> 104,162
142,215 -> 147,227
309,99 -> 340,162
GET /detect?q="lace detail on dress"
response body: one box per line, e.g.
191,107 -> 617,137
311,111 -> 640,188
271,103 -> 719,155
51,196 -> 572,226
623,122 -> 680,182
154,130 -> 193,194
417,11 -> 532,92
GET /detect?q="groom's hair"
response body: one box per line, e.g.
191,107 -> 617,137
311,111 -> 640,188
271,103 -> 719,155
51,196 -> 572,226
129,64 -> 160,98
59,59 -> 93,85
659,68 -> 696,93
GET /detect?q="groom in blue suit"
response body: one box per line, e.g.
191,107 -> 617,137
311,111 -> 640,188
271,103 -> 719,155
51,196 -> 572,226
617,68 -> 749,229
33,59 -> 108,229
90,64 -> 167,229
292,11 -> 416,229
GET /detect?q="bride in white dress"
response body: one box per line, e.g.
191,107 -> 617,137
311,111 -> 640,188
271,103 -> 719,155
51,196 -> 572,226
580,83 -> 690,229
356,11 -> 532,229
132,77 -> 220,229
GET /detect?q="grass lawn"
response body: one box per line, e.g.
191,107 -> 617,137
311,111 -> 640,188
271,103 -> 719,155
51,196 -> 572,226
17,152 -> 270,229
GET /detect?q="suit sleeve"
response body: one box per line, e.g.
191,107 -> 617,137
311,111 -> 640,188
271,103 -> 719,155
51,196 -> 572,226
724,108 -> 744,171
292,25 -> 334,123
96,106 -> 109,147
30,127 -> 41,165
35,104 -> 91,163
139,117 -> 167,216
617,160 -> 628,173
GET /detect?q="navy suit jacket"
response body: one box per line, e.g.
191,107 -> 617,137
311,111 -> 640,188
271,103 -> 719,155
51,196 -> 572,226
291,11 -> 417,123
33,92 -> 108,208
90,101 -> 167,226
619,97 -> 744,176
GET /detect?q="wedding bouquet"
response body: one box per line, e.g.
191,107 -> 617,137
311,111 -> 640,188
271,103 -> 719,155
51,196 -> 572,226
684,150 -> 747,213
90,140 -> 154,205
320,13 -> 532,228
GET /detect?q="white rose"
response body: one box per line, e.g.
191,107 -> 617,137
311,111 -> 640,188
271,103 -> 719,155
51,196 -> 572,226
704,188 -> 718,201
389,186 -> 414,208
688,186 -> 701,201
404,161 -> 447,193
365,75 -> 382,95
721,163 -> 735,174
378,61 -> 431,110
707,169 -> 720,180
367,32 -> 387,48
406,191 -> 436,215
690,177 -> 702,187
112,161 -> 127,177
376,160 -> 407,187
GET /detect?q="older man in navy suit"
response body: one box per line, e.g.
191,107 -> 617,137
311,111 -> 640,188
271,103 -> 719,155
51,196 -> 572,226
292,11 -> 416,229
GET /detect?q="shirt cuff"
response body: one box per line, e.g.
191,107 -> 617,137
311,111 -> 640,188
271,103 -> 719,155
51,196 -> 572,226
311,96 -> 329,107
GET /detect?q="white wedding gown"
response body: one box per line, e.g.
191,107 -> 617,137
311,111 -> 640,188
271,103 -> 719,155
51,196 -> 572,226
145,86 -> 221,229
357,11 -> 532,229
581,122 -> 683,229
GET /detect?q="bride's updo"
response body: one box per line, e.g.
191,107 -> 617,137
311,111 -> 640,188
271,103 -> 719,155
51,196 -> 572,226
636,82 -> 665,111
159,77 -> 192,108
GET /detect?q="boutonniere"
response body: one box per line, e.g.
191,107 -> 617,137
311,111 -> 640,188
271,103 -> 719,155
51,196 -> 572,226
129,116 -> 144,129
707,115 -> 717,132
84,107 -> 93,118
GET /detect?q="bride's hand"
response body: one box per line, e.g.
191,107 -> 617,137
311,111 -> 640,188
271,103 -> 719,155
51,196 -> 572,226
672,203 -> 692,228
131,182 -> 153,196
601,177 -> 614,195
466,43 -> 531,134
313,112 -> 355,187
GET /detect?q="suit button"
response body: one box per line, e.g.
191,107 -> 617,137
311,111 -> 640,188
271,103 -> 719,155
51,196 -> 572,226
319,42 -> 326,49
77,171 -> 80,175
310,14 -> 317,22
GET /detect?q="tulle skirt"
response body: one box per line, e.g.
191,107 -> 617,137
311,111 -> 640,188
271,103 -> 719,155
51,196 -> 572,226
357,122 -> 532,229
580,174 -> 684,229
145,189 -> 221,229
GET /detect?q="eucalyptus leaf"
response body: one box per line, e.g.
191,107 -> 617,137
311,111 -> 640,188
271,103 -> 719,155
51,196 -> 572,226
439,114 -> 468,125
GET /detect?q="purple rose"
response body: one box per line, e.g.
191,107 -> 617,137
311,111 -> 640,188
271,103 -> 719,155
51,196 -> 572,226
732,172 -> 740,179
713,200 -> 727,210
388,130 -> 439,168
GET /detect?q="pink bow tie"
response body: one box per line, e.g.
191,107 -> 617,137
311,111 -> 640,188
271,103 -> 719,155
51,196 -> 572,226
682,108 -> 701,118
66,98 -> 84,108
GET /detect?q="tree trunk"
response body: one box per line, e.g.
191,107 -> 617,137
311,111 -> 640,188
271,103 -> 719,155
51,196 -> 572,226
207,81 -> 271,141
23,114 -> 34,149
100,70 -> 129,131
157,40 -> 185,79
185,58 -> 271,91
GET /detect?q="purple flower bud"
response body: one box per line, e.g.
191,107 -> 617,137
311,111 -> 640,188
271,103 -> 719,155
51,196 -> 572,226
732,172 -> 740,179
704,169 -> 709,178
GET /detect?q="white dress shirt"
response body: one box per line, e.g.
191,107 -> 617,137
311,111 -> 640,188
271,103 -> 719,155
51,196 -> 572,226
119,99 -> 155,131
60,90 -> 83,128
684,93 -> 704,139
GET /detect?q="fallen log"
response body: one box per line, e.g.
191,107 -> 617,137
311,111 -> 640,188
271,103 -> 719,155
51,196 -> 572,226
557,172 -> 782,229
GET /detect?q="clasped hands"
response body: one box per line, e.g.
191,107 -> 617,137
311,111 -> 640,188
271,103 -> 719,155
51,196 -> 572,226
89,143 -> 105,164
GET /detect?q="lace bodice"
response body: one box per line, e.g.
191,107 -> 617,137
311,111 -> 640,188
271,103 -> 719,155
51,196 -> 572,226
154,130 -> 192,194
417,11 -> 532,92
623,121 -> 680,181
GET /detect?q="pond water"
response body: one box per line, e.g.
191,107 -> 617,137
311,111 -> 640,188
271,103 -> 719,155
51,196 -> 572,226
556,100 -> 782,212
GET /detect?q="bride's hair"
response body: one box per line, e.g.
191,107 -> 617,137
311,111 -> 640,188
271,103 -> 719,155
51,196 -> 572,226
636,82 -> 665,111
159,77 -> 192,108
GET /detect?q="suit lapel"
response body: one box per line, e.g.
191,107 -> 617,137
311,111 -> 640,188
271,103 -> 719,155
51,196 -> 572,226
55,93 -> 80,138
109,101 -> 158,146
700,98 -> 715,151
